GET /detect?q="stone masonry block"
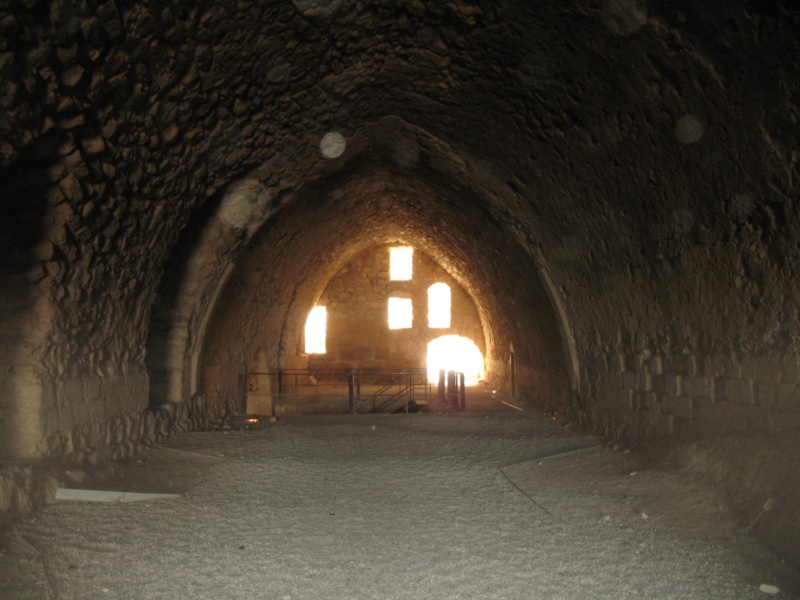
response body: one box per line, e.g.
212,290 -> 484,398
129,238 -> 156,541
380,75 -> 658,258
722,403 -> 749,432
669,396 -> 693,420
58,406 -> 74,431
710,377 -> 726,403
645,391 -> 659,412
710,354 -> 742,379
725,380 -> 751,406
768,407 -> 800,432
666,374 -> 683,397
637,371 -> 651,391
745,406 -> 771,434
780,356 -> 800,384
64,378 -> 84,405
650,374 -> 667,394
650,355 -> 664,375
607,377 -> 622,398
667,414 -> 677,436
688,355 -> 703,376
621,370 -> 638,389
73,400 -> 90,426
682,375 -> 708,398
666,353 -> 687,374
741,355 -> 780,382
85,375 -> 102,402
45,406 -> 58,436
759,382 -> 780,408
773,383 -> 797,409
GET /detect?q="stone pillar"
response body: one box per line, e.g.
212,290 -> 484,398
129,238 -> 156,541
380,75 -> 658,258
459,373 -> 466,411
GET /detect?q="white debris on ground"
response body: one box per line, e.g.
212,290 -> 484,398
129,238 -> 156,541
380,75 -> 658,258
8,413 -> 799,599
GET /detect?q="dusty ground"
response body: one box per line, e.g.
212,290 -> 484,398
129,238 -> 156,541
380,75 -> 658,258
1,408 -> 797,599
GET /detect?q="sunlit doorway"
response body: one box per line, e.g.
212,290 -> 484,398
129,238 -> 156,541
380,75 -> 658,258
426,335 -> 484,384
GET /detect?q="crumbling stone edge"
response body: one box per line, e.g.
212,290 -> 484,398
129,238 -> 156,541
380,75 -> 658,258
0,394 -> 209,522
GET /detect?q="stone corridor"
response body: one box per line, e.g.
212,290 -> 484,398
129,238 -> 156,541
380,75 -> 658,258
1,0 -> 799,592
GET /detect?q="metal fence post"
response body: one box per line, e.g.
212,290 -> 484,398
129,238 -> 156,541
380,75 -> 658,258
447,370 -> 457,407
348,374 -> 355,414
459,373 -> 466,411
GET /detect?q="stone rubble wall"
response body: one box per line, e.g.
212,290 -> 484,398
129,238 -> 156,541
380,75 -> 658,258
41,392 -> 209,466
0,393 -> 208,520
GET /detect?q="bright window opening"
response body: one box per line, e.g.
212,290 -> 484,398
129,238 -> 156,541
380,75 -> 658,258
388,297 -> 413,329
427,335 -> 484,384
427,283 -> 451,328
304,306 -> 327,354
390,246 -> 413,280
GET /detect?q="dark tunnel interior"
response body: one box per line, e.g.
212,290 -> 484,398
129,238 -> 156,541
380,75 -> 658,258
0,0 -> 799,572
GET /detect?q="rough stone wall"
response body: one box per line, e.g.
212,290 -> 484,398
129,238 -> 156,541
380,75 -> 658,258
41,391 -> 207,466
2,0 -> 792,459
0,0 -> 798,560
577,347 -> 800,445
0,393 -> 207,521
311,244 -> 485,371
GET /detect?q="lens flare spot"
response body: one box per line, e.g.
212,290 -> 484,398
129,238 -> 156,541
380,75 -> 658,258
220,180 -> 271,228
675,115 -> 704,144
320,131 -> 346,159
602,0 -> 648,36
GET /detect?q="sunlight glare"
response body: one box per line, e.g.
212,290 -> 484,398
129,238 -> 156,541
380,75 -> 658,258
427,335 -> 484,384
305,306 -> 327,354
428,283 -> 451,328
388,297 -> 413,329
390,247 -> 413,280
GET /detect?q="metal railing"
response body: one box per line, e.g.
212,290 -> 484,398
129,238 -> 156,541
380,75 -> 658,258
242,368 -> 437,415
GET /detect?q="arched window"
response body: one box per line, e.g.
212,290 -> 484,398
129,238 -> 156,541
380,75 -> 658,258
304,306 -> 327,354
427,283 -> 451,328
389,246 -> 413,280
388,297 -> 413,329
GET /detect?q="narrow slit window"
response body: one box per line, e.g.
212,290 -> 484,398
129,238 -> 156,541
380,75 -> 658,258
304,306 -> 327,354
390,247 -> 413,281
388,297 -> 413,329
428,283 -> 451,328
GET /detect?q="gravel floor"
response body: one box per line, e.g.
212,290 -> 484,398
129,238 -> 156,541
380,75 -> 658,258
4,413 -> 798,599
